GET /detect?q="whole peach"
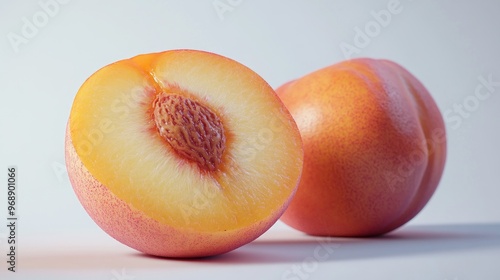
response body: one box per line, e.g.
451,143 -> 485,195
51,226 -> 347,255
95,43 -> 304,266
277,58 -> 446,236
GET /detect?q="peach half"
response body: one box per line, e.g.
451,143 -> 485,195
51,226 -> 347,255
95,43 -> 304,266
65,50 -> 303,257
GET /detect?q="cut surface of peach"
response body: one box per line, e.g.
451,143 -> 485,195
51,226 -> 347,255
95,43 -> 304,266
65,50 -> 303,257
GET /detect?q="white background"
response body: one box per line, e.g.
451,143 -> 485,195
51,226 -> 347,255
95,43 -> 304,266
0,0 -> 499,279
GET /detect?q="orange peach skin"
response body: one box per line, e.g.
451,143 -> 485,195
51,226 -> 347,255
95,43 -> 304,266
278,58 -> 447,236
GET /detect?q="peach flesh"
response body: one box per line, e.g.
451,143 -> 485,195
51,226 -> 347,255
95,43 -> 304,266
66,131 -> 280,257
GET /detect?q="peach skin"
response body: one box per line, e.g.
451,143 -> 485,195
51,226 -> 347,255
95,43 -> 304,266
277,58 -> 446,236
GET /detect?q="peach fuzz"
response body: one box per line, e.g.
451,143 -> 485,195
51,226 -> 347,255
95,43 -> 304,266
65,50 -> 303,257
277,58 -> 447,237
